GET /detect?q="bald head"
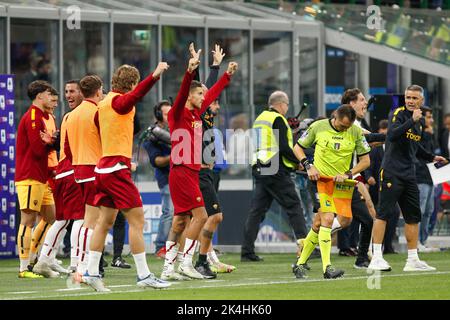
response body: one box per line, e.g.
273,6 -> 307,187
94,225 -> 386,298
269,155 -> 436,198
268,91 -> 289,116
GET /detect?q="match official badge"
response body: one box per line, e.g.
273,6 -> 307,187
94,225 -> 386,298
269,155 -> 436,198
196,197 -> 201,202
334,143 -> 340,150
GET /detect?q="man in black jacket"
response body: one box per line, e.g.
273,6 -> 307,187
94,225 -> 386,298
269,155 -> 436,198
369,85 -> 446,272
241,91 -> 307,262
416,107 -> 437,251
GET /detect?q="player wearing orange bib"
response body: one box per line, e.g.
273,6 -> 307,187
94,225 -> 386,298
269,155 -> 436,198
82,63 -> 171,292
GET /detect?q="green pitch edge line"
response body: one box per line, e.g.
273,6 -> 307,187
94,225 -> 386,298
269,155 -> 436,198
3,270 -> 450,300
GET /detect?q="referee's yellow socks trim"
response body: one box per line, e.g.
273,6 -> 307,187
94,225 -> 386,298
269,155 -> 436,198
297,229 -> 319,265
319,226 -> 332,273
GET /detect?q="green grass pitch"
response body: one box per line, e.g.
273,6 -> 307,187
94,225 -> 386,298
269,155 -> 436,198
0,251 -> 449,300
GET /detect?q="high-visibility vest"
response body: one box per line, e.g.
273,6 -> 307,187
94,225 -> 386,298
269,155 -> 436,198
251,110 -> 296,170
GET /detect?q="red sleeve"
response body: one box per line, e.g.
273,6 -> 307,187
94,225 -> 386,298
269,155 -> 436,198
200,72 -> 230,114
169,70 -> 196,121
25,115 -> 49,157
112,73 -> 159,115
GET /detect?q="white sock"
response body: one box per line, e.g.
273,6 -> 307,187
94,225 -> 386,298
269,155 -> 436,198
373,243 -> 383,258
29,252 -> 37,264
40,220 -> 69,264
133,252 -> 151,279
20,259 -> 30,272
87,250 -> 102,276
177,252 -> 184,263
77,227 -> 92,274
408,249 -> 419,261
331,218 -> 342,234
50,229 -> 67,262
164,241 -> 179,269
207,250 -> 220,264
71,220 -> 84,268
182,238 -> 197,266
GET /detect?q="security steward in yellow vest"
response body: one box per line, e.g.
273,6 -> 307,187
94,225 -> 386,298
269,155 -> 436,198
241,91 -> 308,262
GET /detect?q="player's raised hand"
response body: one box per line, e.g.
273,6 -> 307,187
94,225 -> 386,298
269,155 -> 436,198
188,43 -> 202,73
153,62 -> 169,78
226,61 -> 238,76
212,44 -> 225,66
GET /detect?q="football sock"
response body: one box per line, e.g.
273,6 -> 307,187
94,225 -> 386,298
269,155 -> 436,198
407,249 -> 419,261
373,243 -> 383,258
182,238 -> 197,266
297,229 -> 319,265
18,224 -> 32,272
30,220 -> 51,262
40,220 -> 69,264
77,227 -> 92,274
207,250 -> 220,264
87,250 -> 101,276
164,241 -> 179,270
318,226 -> 332,273
133,252 -> 151,279
71,219 -> 84,268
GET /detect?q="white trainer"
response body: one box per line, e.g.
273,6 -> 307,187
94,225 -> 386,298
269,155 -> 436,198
403,259 -> 436,272
161,268 -> 191,281
367,256 -> 392,271
137,274 -> 171,288
417,244 -> 440,253
82,274 -> 111,292
49,262 -> 70,274
33,260 -> 60,278
178,263 -> 204,279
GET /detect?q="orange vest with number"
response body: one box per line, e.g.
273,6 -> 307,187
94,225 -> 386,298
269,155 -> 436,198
98,92 -> 135,159
66,100 -> 102,165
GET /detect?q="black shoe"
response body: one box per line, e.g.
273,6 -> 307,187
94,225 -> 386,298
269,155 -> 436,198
241,254 -> 264,262
292,264 -> 308,279
293,257 -> 311,271
354,257 -> 370,269
323,265 -> 345,279
111,256 -> 131,269
194,261 -> 217,279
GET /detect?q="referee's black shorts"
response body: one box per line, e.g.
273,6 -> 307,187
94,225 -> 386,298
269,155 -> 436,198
199,168 -> 222,216
377,169 -> 421,224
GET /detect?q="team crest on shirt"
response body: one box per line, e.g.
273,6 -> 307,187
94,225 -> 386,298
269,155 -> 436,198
191,121 -> 202,129
196,197 -> 201,202
213,204 -> 218,210
33,200 -> 38,206
387,183 -> 392,188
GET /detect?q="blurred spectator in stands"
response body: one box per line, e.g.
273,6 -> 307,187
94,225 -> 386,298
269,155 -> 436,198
439,113 -> 450,159
416,107 -> 436,252
36,59 -> 52,82
19,54 -> 42,100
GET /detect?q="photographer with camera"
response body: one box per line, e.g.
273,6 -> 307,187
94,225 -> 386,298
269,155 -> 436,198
143,101 -> 173,258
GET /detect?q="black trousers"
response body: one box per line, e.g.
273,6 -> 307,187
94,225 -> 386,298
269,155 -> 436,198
337,219 -> 359,250
113,211 -> 126,258
350,189 -> 373,259
241,170 -> 307,256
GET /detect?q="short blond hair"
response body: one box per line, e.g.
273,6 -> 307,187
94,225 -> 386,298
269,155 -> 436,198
111,65 -> 140,93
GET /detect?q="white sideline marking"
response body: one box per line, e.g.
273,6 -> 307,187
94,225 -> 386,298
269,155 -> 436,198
3,270 -> 450,300
9,291 -> 38,295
